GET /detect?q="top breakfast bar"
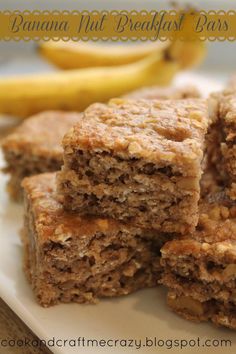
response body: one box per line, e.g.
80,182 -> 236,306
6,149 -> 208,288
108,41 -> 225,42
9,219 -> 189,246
57,98 -> 208,234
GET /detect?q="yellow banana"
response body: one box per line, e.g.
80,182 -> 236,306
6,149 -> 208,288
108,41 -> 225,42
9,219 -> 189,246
167,40 -> 206,69
0,53 -> 179,118
39,40 -> 206,70
38,41 -> 170,69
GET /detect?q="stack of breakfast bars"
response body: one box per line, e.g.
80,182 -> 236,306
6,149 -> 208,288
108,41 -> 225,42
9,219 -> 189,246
2,84 -> 236,330
161,87 -> 236,330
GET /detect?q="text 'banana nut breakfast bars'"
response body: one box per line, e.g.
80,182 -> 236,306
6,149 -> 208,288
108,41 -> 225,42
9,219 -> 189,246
22,173 -> 166,307
57,98 -> 208,234
1,111 -> 81,201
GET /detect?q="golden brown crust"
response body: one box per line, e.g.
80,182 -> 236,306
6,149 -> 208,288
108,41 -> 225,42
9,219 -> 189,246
123,85 -> 201,100
163,194 -> 236,246
2,111 -> 81,158
2,111 -> 81,201
63,99 -> 208,169
161,191 -> 236,270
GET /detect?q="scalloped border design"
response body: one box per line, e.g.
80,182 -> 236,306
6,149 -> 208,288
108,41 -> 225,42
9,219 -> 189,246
0,10 -> 234,41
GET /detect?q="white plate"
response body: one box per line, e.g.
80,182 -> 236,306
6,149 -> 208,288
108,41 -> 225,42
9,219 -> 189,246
0,74 -> 236,354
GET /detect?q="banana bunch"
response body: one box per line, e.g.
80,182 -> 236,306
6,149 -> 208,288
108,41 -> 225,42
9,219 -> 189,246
0,52 -> 178,118
39,40 -> 206,70
0,40 -> 206,118
38,41 -> 170,69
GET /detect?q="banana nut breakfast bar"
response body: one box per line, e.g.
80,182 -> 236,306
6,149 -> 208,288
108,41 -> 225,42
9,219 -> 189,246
207,91 -> 236,200
161,191 -> 236,329
57,98 -> 209,234
1,85 -> 200,202
124,84 -> 200,100
21,172 -> 165,307
1,111 -> 80,201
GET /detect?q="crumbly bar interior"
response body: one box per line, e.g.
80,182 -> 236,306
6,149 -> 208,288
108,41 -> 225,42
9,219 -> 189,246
58,148 -> 201,233
4,150 -> 62,201
1,111 -> 81,201
22,174 -> 167,307
167,291 -> 236,330
207,92 -> 236,199
160,191 -> 236,329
